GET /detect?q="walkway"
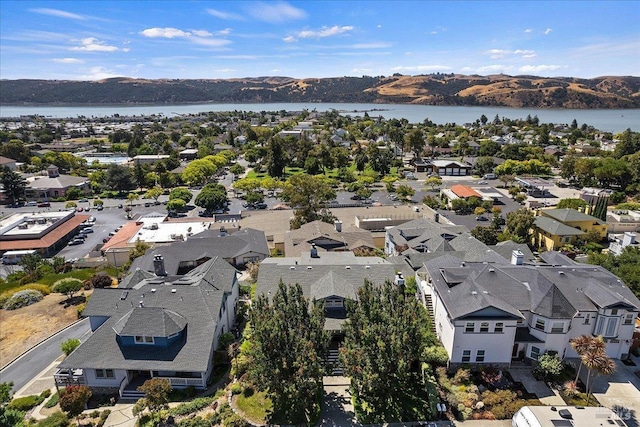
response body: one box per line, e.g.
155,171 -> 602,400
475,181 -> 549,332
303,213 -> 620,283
317,376 -> 360,427
509,367 -> 566,405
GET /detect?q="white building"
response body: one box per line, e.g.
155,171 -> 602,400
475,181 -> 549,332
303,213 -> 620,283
419,250 -> 639,366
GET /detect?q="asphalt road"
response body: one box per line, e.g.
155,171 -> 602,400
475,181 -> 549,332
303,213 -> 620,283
0,317 -> 91,393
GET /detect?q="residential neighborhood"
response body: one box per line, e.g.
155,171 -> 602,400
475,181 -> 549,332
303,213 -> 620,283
0,108 -> 639,426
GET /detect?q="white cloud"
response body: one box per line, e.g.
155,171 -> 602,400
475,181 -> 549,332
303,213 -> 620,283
216,28 -> 232,36
30,8 -> 85,20
377,24 -> 382,28
298,25 -> 354,39
524,28 -> 532,33
485,49 -> 536,59
248,2 -> 307,23
191,30 -> 213,37
213,68 -> 234,73
141,28 -> 191,38
206,8 -> 243,20
190,37 -> 232,48
476,64 -> 513,74
283,35 -> 297,43
405,52 -> 413,56
80,66 -> 121,80
461,67 -> 474,73
544,28 -> 553,35
519,64 -> 562,73
352,68 -> 373,74
272,68 -> 280,73
71,37 -> 122,52
391,65 -> 452,72
53,57 -> 84,64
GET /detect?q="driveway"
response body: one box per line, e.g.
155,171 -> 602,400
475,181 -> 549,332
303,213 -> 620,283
582,356 -> 640,427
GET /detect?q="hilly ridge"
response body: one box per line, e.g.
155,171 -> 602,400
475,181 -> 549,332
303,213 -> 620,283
1,74 -> 639,108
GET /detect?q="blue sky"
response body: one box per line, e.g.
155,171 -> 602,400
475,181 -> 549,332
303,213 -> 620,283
1,1 -> 638,80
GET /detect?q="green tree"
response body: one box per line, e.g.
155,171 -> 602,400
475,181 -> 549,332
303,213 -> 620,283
194,184 -> 228,212
133,378 -> 172,415
537,352 -> 563,380
505,208 -> 535,243
18,253 -> 42,276
471,226 -> 499,245
248,282 -> 328,424
181,158 -> 217,185
340,280 -> 434,422
144,186 -> 163,202
265,137 -> 287,178
53,278 -> 83,301
0,166 -> 26,204
498,174 -> 515,188
404,128 -> 425,157
105,164 -> 136,193
61,338 -> 81,356
396,184 -> 415,201
166,199 -> 186,213
474,156 -> 496,175
425,176 -> 443,191
169,187 -> 193,204
59,385 -> 92,423
280,174 -> 336,229
557,198 -> 588,210
229,163 -> 245,176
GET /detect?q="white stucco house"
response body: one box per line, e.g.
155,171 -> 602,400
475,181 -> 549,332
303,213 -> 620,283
418,250 -> 640,366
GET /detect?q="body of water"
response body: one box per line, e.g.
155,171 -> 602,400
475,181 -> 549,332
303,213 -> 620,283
0,103 -> 637,133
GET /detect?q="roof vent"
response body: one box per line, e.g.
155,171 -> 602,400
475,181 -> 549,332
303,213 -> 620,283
471,291 -> 478,296
364,265 -> 371,269
120,291 -> 128,300
151,288 -> 156,293
138,301 -> 144,308
171,289 -> 177,293
307,266 -> 312,270
489,268 -> 495,272
345,266 -> 351,270
290,266 -> 296,270
559,271 -> 565,275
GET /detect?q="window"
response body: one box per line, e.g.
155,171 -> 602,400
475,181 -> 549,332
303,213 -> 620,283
605,317 -> 618,337
462,350 -> 471,363
583,314 -> 591,325
534,318 -> 546,331
611,309 -> 619,316
135,335 -> 154,344
95,369 -> 115,379
494,323 -> 503,333
476,350 -> 485,362
167,332 -> 180,340
480,322 -> 489,333
465,322 -> 474,333
530,346 -> 541,360
551,322 -> 564,333
595,317 -> 604,335
624,314 -> 635,325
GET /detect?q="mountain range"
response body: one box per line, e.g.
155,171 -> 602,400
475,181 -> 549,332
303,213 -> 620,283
1,74 -> 639,108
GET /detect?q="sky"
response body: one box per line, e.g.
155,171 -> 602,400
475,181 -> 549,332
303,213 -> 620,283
1,1 -> 639,81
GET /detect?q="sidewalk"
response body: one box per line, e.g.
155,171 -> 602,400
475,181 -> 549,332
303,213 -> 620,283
509,367 -> 565,406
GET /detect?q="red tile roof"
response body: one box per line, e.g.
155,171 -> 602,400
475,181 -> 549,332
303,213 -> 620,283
0,214 -> 89,251
101,222 -> 143,251
450,185 -> 481,199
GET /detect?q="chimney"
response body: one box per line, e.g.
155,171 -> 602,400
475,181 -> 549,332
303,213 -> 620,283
310,244 -> 319,258
219,226 -> 227,237
511,250 -> 524,265
623,232 -> 636,247
153,254 -> 167,276
334,220 -> 343,233
395,272 -> 406,287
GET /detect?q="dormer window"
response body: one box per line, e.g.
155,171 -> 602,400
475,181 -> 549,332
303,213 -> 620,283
135,336 -> 154,344
624,314 -> 635,325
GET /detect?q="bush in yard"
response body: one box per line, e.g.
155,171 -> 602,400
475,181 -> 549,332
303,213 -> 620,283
61,338 -> 81,356
36,411 -> 70,427
423,345 -> 449,366
90,273 -> 114,289
44,392 -> 60,408
230,383 -> 243,395
53,278 -> 83,300
536,352 -> 563,381
59,385 -> 92,421
3,289 -> 43,310
7,393 -> 45,410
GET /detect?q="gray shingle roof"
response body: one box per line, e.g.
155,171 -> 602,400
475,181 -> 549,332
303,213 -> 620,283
491,241 -> 536,263
534,216 -> 585,236
423,252 -> 640,321
130,228 -> 268,274
112,307 -> 188,337
59,256 -> 237,373
543,208 -> 605,225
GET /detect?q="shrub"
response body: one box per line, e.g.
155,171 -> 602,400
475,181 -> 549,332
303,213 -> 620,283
536,352 -> 563,380
0,283 -> 50,306
423,345 -> 449,366
3,289 -> 43,310
37,411 -> 70,427
7,393 -> 45,410
218,332 -> 235,351
169,396 -> 216,416
97,410 -> 111,427
45,392 -> 60,408
53,278 -> 83,299
230,383 -> 243,395
452,368 -> 470,384
41,389 -> 52,398
90,273 -> 114,289
77,303 -> 86,318
62,338 -> 81,356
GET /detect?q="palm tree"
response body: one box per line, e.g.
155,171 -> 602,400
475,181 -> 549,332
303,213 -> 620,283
586,357 -> 616,405
571,335 -> 606,383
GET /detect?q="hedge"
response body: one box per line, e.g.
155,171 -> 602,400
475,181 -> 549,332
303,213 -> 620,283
3,289 -> 43,310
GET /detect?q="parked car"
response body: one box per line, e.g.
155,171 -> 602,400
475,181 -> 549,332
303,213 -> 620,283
117,204 -> 123,208
80,198 -> 89,202
476,216 -> 489,221
96,205 -> 104,211
478,180 -> 488,185
37,201 -> 50,207
483,173 -> 497,179
87,216 -> 96,223
144,202 -> 151,207
26,201 -> 37,207
68,238 -> 84,245
80,227 -> 94,234
76,207 -> 84,212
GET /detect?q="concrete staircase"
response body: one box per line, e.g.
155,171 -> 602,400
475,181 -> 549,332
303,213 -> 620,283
425,294 -> 437,334
325,349 -> 344,376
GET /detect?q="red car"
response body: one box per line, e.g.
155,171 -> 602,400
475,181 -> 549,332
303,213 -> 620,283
76,207 -> 84,212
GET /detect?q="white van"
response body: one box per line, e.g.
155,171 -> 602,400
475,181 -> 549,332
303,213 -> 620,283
483,173 -> 497,179
2,250 -> 37,265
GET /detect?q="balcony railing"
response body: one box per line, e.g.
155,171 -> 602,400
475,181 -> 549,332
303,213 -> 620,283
54,369 -> 85,386
163,377 -> 204,388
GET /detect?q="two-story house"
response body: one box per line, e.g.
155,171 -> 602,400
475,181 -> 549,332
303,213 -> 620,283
418,251 -> 639,367
55,256 -> 239,398
534,208 -> 609,251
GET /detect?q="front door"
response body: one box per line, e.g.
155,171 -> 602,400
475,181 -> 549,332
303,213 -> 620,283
512,343 -> 519,358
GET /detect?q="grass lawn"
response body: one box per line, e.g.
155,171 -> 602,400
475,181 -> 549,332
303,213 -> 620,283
235,388 -> 272,424
561,391 -> 599,406
37,269 -> 99,287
